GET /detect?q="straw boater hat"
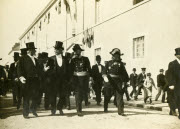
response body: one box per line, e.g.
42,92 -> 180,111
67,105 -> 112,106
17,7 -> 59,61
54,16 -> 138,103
141,68 -> 146,71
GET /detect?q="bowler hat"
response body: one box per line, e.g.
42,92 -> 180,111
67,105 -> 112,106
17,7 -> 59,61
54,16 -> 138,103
133,68 -> 136,71
54,41 -> 64,50
14,52 -> 19,57
96,55 -> 101,60
20,48 -> 27,56
141,68 -> 146,71
26,42 -> 37,49
110,48 -> 124,56
42,52 -> 48,59
73,44 -> 84,51
175,47 -> 180,56
160,69 -> 164,72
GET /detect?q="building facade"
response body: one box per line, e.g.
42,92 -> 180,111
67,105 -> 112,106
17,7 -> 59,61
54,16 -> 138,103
19,0 -> 180,79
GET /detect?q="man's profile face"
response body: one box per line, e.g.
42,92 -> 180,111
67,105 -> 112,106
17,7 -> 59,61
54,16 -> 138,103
54,48 -> 63,55
29,49 -> 36,56
176,55 -> 180,60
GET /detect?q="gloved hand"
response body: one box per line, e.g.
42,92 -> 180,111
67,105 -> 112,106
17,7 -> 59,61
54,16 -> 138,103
103,76 -> 109,83
19,76 -> 26,84
169,85 -> 174,90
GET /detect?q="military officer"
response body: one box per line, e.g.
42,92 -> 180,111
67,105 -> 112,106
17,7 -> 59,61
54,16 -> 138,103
102,48 -> 129,116
17,42 -> 40,118
69,44 -> 92,116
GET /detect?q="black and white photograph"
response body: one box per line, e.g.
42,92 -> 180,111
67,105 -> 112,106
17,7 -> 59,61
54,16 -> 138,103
0,0 -> 180,129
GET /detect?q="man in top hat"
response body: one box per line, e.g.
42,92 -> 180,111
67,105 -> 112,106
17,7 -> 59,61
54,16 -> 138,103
102,48 -> 129,115
92,55 -> 105,105
69,44 -> 92,116
166,47 -> 180,119
155,69 -> 166,102
16,48 -> 28,109
0,61 -> 6,96
134,67 -> 147,100
48,41 -> 67,115
9,52 -> 20,106
129,68 -> 138,99
17,42 -> 40,118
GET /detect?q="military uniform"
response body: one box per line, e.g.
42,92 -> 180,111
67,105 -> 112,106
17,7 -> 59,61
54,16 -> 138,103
69,44 -> 92,116
102,48 -> 129,115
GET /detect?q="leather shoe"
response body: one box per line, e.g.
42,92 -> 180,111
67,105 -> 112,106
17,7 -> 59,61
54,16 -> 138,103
104,109 -> 108,113
77,112 -> 83,116
33,112 -> 38,117
59,110 -> 64,116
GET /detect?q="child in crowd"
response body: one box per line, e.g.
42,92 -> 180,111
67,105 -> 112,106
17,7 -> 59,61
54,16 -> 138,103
144,73 -> 157,104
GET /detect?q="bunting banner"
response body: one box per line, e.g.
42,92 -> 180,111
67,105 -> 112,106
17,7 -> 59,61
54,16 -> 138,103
64,0 -> 70,14
58,0 -> 61,14
82,28 -> 94,48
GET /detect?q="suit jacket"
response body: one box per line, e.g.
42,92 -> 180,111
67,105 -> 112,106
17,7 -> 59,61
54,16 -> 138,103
17,55 -> 39,79
130,73 -> 137,86
50,55 -> 67,80
92,64 -> 105,83
9,62 -> 18,80
167,59 -> 180,95
137,73 -> 146,85
0,66 -> 6,80
157,74 -> 166,87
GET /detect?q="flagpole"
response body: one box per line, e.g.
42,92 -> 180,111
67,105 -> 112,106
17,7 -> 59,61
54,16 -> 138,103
66,8 -> 67,52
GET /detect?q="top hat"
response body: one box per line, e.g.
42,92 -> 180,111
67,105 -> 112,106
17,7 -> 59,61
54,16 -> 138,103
14,52 -> 20,58
20,48 -> 27,55
26,42 -> 37,50
147,73 -> 151,76
133,68 -> 136,71
141,68 -> 146,71
96,55 -> 101,60
160,69 -> 164,72
41,52 -> 48,59
73,44 -> 84,51
38,53 -> 43,59
110,48 -> 124,56
54,41 -> 64,50
175,47 -> 180,56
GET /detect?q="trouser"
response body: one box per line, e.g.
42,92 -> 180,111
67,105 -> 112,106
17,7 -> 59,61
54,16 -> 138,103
17,84 -> 23,107
130,85 -> 137,97
175,94 -> 180,115
22,77 -> 40,117
124,86 -> 130,100
104,78 -> 124,114
135,84 -> 146,99
94,81 -> 103,103
12,81 -> 19,104
73,76 -> 89,113
167,89 -> 176,113
155,87 -> 166,102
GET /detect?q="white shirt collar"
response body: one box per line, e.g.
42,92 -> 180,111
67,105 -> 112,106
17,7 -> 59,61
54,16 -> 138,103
176,57 -> 180,64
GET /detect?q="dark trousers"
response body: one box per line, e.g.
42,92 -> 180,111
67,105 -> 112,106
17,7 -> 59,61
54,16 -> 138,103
17,84 -> 23,107
104,78 -> 124,114
22,77 -> 39,117
167,89 -> 176,113
124,86 -> 130,101
135,84 -> 146,99
175,94 -> 180,115
73,76 -> 89,113
155,86 -> 166,102
130,85 -> 137,97
94,81 -> 103,103
12,81 -> 19,104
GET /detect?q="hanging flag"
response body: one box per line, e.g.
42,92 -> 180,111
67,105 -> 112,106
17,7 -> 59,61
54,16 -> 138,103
58,0 -> 61,14
64,0 -> 70,14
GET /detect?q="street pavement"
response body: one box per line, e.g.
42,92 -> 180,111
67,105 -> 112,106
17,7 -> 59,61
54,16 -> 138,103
0,93 -> 180,129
